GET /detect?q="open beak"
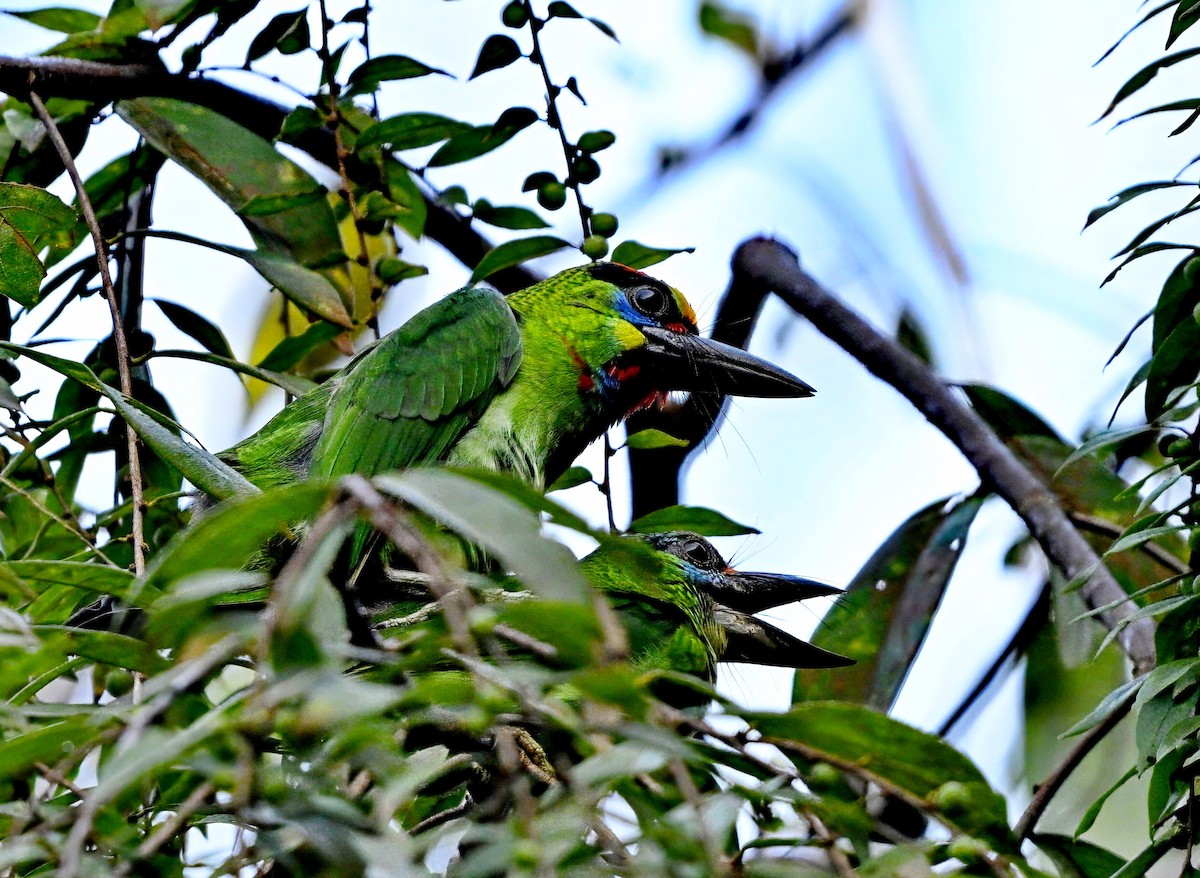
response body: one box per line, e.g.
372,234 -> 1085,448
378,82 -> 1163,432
714,604 -> 854,669
706,571 -> 842,614
639,326 -> 815,398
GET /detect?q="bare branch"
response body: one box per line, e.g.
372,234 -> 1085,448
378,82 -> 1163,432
28,89 -> 146,576
731,236 -> 1157,676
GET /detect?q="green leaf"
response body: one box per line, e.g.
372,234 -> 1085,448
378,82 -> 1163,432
1084,182 -> 1194,229
576,130 -> 615,153
470,34 -> 522,79
374,468 -> 588,603
1098,47 -> 1200,120
1144,312 -> 1200,419
610,240 -> 695,270
471,200 -> 549,230
384,160 -> 428,239
0,341 -> 256,501
151,349 -> 315,397
345,54 -> 452,96
245,7 -> 309,64
153,298 -> 235,360
794,495 -> 981,709
357,113 -> 471,150
469,235 -> 569,283
35,626 -> 171,674
428,107 -> 539,167
1,6 -> 101,32
624,428 -> 690,450
546,465 -> 593,492
699,2 -> 758,55
0,183 -> 78,307
751,702 -> 1016,852
116,98 -> 348,294
256,320 -> 343,372
1168,0 -> 1200,48
1152,253 -> 1200,352
960,384 -> 1061,440
144,481 -> 332,589
1073,765 -> 1139,837
629,505 -> 758,536
0,718 -> 107,782
1,560 -> 146,604
1033,834 -> 1128,878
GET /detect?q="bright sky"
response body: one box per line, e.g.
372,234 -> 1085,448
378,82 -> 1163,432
1,0 -> 1182,843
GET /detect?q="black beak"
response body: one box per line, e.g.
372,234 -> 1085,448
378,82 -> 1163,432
639,326 -> 815,398
714,604 -> 854,669
707,571 -> 842,614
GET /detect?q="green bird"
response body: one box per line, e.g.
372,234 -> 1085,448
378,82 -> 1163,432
224,263 -> 812,493
581,532 -> 851,686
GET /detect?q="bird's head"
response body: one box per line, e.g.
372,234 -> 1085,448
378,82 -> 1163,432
637,532 -> 853,670
507,263 -> 814,418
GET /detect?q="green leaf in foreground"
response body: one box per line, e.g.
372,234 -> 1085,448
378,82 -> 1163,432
629,505 -> 758,536
345,54 -> 452,96
751,702 -> 1016,853
0,183 -> 78,307
625,428 -> 690,450
357,113 -> 471,150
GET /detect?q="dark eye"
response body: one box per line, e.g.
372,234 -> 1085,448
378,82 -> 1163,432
631,286 -> 672,319
681,539 -> 719,569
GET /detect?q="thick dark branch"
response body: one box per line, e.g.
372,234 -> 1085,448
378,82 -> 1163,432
0,55 -> 539,293
733,236 -> 1157,676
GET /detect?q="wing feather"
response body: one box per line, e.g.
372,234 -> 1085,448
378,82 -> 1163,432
311,286 -> 522,479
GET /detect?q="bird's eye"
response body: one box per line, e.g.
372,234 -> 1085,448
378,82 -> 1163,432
681,539 -> 719,569
630,286 -> 672,319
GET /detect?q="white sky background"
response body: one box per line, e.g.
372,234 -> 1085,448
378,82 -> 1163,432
0,0 -> 1186,843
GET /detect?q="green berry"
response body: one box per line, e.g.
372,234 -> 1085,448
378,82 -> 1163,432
105,669 -> 135,698
501,1 -> 527,27
582,234 -> 609,260
590,212 -> 618,237
537,181 -> 567,210
574,156 -> 600,184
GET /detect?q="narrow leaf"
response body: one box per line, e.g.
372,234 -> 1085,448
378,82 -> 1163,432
469,235 -> 568,283
356,113 -> 471,150
611,240 -> 694,270
629,504 -> 758,536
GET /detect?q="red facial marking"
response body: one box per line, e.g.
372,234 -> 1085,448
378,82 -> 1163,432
628,390 -> 668,415
606,363 -> 642,383
569,345 -> 595,392
666,321 -> 689,334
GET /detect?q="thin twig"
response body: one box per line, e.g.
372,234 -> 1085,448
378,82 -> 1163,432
1013,689 -> 1136,839
803,809 -> 858,878
28,89 -> 146,576
113,781 -> 216,878
732,237 -> 1157,676
524,1 -> 591,238
33,762 -> 87,799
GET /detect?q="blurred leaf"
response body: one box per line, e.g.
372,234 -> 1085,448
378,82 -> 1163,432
961,383 -> 1061,441
698,2 -> 758,55
795,495 -> 981,709
1145,315 -> 1200,419
256,320 -> 343,372
546,465 -> 592,491
152,349 -> 315,397
469,235 -> 568,283
0,717 -> 106,782
610,241 -> 694,270
1033,834 -> 1127,878
1098,47 -> 1200,120
455,468 -> 592,532
576,130 -> 615,153
1,6 -> 100,32
357,113 -> 471,150
629,505 -> 758,536
625,428 -> 689,450
152,298 -> 235,360
2,560 -> 144,604
36,626 -> 171,673
428,107 -> 539,167
345,54 -> 452,96
896,307 -> 934,366
751,703 -> 1016,852
1152,253 -> 1200,351
470,34 -> 522,79
245,8 -> 309,64
375,469 -> 588,602
144,482 -> 331,590
0,182 -> 78,307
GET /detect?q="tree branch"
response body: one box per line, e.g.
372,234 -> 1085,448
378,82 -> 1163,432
0,55 -> 539,293
732,236 -> 1157,676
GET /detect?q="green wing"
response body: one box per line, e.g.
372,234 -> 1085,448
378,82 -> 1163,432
310,286 -> 523,479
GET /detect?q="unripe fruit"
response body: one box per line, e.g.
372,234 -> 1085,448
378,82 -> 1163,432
582,235 -> 608,260
501,1 -> 527,27
537,181 -> 566,210
590,212 -> 618,237
806,762 -> 842,791
574,156 -> 600,184
105,669 -> 135,698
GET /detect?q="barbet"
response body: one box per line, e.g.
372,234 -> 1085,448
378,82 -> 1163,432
224,263 -> 812,493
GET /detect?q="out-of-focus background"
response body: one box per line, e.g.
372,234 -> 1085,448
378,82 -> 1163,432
1,0 -> 1176,845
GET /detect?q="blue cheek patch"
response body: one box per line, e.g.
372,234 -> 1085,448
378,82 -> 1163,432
613,295 -> 654,328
